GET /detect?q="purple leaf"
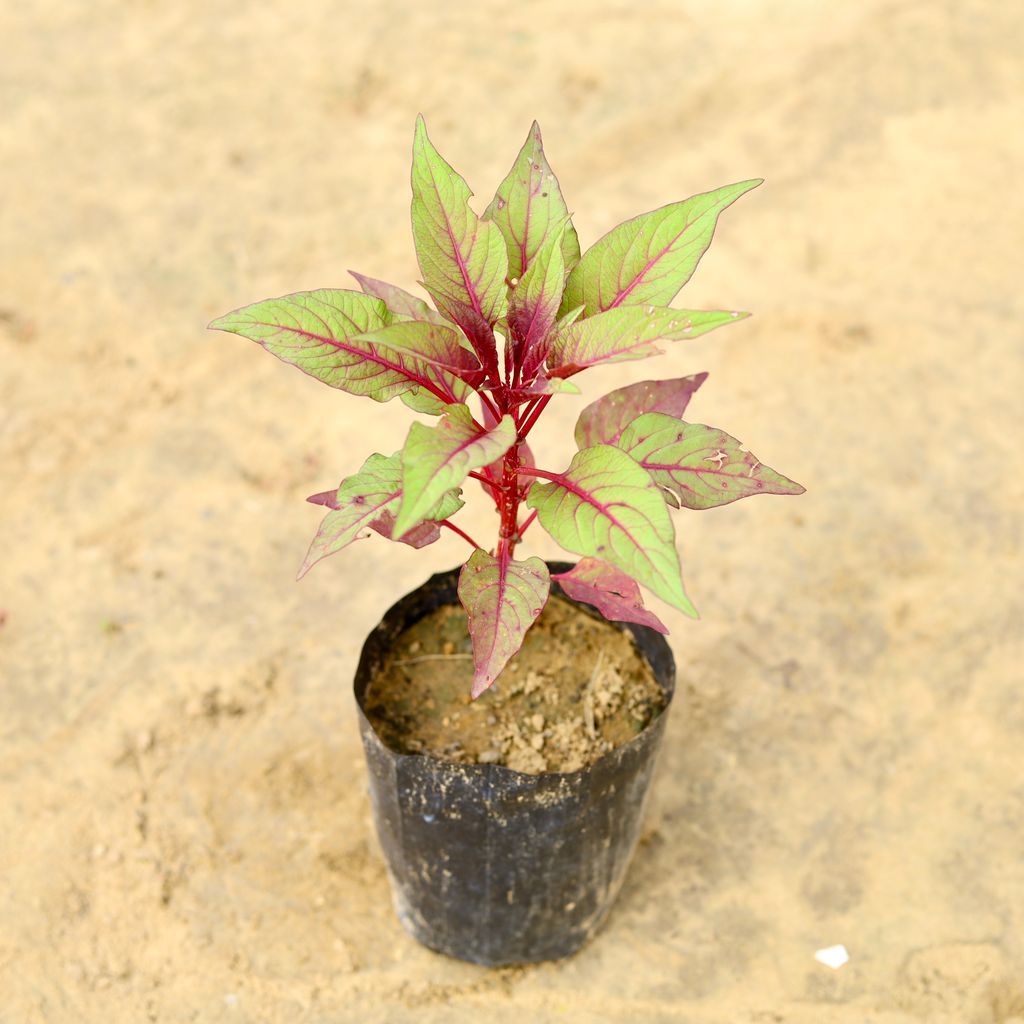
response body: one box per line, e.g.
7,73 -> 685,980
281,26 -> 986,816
349,271 -> 445,325
574,373 -> 708,448
458,549 -> 551,698
553,558 -> 669,634
508,219 -> 568,379
616,413 -> 806,509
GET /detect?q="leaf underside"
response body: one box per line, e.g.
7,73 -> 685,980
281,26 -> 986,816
553,557 -> 668,634
574,373 -> 709,448
299,452 -> 462,577
458,549 -> 551,698
349,271 -> 445,325
525,445 -> 696,616
616,413 -> 806,509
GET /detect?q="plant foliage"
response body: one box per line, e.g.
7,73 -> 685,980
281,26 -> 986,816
210,117 -> 804,697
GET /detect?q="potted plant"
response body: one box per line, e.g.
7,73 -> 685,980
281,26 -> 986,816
210,117 -> 803,966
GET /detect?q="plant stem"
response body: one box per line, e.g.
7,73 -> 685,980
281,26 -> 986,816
440,520 -> 481,551
517,395 -> 552,438
517,509 -> 537,536
478,391 -> 502,424
515,465 -> 564,484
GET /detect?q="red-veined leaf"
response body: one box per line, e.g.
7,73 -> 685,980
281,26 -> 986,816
411,116 -> 506,378
208,289 -> 463,408
546,305 -> 746,377
552,558 -> 668,634
395,405 -> 516,538
298,453 -> 463,577
616,413 -> 805,509
525,445 -> 696,615
558,179 -> 762,318
574,373 -> 708,448
482,121 -> 581,282
348,271 -> 445,325
458,549 -> 551,698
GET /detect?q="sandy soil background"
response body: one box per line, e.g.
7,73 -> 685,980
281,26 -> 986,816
2,0 -> 1022,1020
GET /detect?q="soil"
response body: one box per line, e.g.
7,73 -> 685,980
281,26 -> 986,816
364,596 -> 666,773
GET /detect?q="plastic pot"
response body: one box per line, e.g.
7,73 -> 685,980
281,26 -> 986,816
353,561 -> 676,966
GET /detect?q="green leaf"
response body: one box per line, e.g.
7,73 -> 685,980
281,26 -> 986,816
574,373 -> 708,448
395,404 -> 516,538
559,179 -> 762,318
616,413 -> 805,509
349,271 -> 445,325
411,116 -> 507,375
208,289 -> 464,407
482,121 -> 581,283
510,220 -> 568,380
299,453 -> 463,577
525,445 -> 696,615
547,305 -> 746,377
458,550 -> 550,698
353,320 -> 486,388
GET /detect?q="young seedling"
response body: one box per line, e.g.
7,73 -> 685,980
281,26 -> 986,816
210,117 -> 804,698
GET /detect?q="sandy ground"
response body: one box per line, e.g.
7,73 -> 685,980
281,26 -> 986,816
2,0 -> 1023,1020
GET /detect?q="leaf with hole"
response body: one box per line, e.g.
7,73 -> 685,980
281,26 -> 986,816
616,413 -> 805,509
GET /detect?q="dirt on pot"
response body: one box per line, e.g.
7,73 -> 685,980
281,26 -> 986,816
363,595 -> 666,773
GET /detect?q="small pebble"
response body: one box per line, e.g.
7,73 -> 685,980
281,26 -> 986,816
478,750 -> 501,764
486,714 -> 497,725
531,734 -> 545,751
408,641 -> 421,654
531,714 -> 545,731
137,729 -> 154,752
442,641 -> 455,655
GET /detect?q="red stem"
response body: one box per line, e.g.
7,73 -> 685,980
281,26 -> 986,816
518,509 -> 537,536
517,394 -> 552,438
515,465 -> 565,483
440,520 -> 481,551
478,389 -> 501,424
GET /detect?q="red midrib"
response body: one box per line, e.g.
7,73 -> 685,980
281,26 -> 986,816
257,321 -> 451,403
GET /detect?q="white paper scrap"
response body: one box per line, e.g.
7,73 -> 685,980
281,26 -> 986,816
814,944 -> 850,969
